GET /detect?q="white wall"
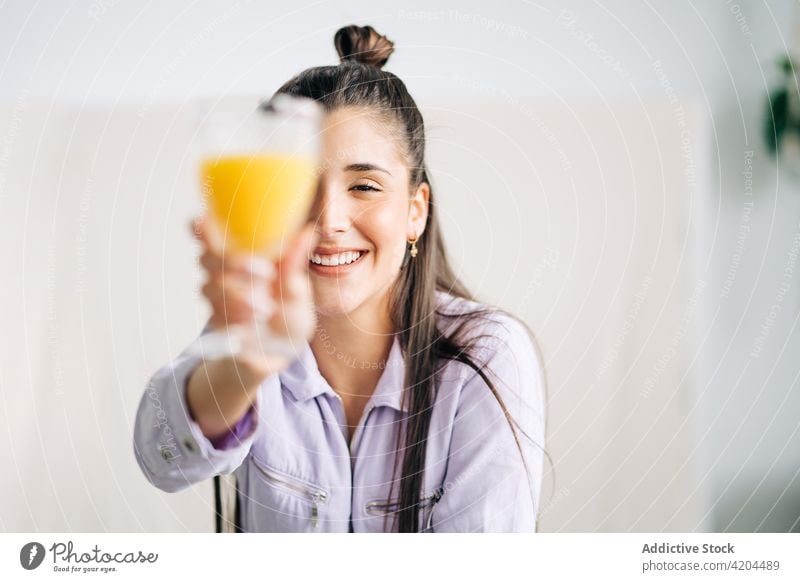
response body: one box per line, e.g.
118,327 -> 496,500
1,0 -> 798,532
0,0 -> 752,104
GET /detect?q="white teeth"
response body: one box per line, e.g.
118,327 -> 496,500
310,251 -> 363,266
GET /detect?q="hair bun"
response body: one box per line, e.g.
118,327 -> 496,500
334,25 -> 394,69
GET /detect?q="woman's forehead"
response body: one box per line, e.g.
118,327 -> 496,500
320,108 -> 406,170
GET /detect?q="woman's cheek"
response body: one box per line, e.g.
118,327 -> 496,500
361,201 -> 407,269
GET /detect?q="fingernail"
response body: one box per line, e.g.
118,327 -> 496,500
288,274 -> 305,296
243,257 -> 275,279
246,289 -> 273,316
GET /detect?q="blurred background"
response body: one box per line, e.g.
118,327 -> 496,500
0,0 -> 798,532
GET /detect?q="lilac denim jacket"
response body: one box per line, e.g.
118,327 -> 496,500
133,291 -> 545,532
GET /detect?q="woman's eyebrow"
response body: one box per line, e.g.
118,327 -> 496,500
343,162 -> 392,176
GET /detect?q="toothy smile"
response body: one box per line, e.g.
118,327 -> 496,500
309,249 -> 367,267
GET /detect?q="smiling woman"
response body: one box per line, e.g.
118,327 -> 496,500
304,106 -> 426,321
133,24 -> 549,533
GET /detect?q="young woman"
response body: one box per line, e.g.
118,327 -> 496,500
134,24 -> 547,533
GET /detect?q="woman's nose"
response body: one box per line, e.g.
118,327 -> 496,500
310,189 -> 350,237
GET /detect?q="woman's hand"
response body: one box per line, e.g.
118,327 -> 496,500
186,216 -> 317,441
192,215 -> 318,380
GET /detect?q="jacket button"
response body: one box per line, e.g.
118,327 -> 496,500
182,436 -> 196,453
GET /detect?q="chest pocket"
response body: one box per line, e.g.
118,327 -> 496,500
245,453 -> 331,532
363,487 -> 444,532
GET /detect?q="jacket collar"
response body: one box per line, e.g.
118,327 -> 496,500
279,335 -> 408,412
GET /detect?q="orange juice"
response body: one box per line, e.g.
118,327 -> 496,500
202,155 -> 317,255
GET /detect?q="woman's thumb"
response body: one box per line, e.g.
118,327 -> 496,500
277,223 -> 317,293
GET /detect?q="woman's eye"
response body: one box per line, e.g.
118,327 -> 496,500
350,184 -> 381,192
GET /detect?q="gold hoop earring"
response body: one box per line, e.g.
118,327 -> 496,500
408,234 -> 419,258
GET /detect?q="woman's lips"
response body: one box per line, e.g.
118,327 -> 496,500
308,250 -> 368,277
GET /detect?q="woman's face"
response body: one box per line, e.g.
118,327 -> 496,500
308,107 -> 429,318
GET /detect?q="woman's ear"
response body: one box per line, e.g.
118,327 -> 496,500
407,181 -> 430,238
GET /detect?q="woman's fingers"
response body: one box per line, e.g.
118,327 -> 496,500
269,223 -> 317,339
192,215 -> 227,252
200,250 -> 275,280
202,278 -> 272,327
192,215 -> 317,343
276,223 -> 317,299
191,215 -> 216,252
193,216 -> 276,280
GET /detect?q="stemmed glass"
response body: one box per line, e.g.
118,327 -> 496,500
187,94 -> 322,360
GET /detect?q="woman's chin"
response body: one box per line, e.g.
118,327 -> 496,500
312,296 -> 361,319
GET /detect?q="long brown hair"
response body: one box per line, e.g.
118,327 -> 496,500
269,24 -> 551,531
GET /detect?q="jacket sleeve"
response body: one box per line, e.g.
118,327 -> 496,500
430,315 -> 546,532
132,325 -> 262,493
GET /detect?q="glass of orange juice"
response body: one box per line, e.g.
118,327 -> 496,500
190,94 -> 322,360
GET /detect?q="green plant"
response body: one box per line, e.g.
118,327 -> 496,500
765,55 -> 800,155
